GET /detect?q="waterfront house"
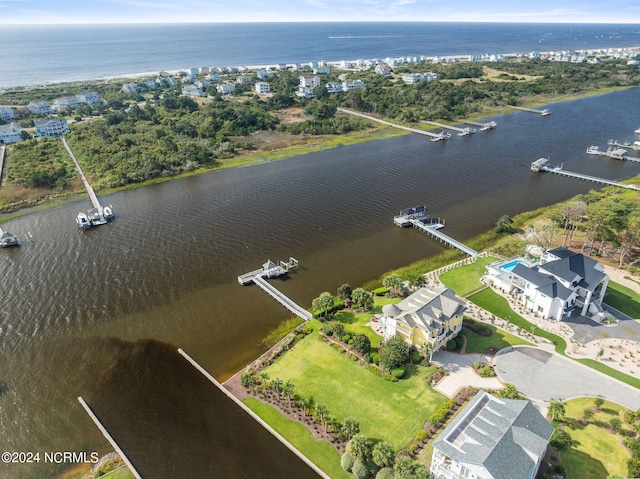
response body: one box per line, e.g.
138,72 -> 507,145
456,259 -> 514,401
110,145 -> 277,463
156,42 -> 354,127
299,75 -> 321,89
375,63 -> 391,75
0,107 -> 15,122
27,101 -> 53,115
216,83 -> 235,95
255,82 -> 270,95
199,66 -> 210,75
53,96 -> 78,111
205,73 -> 220,82
194,80 -> 211,90
326,82 -> 343,94
431,390 -> 553,479
34,118 -> 69,138
122,83 -> 140,93
0,123 -> 22,144
75,91 -> 100,105
380,285 -> 465,353
486,247 -> 609,322
341,79 -> 365,91
182,84 -> 202,96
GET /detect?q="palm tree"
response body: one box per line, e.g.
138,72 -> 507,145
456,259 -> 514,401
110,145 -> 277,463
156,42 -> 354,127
420,341 -> 434,363
548,401 -> 565,421
303,396 -> 315,416
324,413 -> 336,433
316,404 -> 328,426
282,380 -> 295,408
272,377 -> 283,397
259,371 -> 270,390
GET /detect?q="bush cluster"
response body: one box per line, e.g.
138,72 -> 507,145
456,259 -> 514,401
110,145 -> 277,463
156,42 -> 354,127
429,399 -> 456,427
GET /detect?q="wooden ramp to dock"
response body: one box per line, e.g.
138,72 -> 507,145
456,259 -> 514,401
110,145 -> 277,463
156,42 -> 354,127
409,219 -> 479,257
337,108 -> 450,141
420,120 -> 474,136
454,119 -> 497,131
538,165 -> 640,191
62,136 -> 106,223
252,275 -> 313,321
507,105 -> 550,116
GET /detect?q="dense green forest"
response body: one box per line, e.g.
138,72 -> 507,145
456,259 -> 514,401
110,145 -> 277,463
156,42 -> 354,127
0,56 -> 638,203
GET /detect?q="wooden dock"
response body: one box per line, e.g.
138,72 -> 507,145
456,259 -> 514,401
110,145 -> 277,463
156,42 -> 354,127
62,136 -> 111,225
588,145 -> 639,163
454,119 -> 497,131
419,120 -> 474,136
394,208 -> 478,257
238,258 -> 312,321
337,108 -> 451,142
531,158 -> 640,191
608,139 -> 640,152
508,105 -> 550,116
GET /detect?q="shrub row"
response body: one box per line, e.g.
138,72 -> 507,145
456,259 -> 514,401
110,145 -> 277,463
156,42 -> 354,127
429,399 -> 456,428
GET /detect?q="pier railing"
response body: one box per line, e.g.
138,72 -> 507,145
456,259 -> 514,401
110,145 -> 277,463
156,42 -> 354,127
252,276 -> 312,321
410,219 -> 479,257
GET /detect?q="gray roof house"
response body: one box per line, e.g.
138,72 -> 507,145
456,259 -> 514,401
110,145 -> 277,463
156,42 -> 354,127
431,390 -> 553,479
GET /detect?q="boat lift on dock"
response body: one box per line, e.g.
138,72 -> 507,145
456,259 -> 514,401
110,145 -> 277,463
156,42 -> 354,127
531,158 -> 640,191
394,207 -> 479,258
238,258 -> 312,321
508,105 -> 550,116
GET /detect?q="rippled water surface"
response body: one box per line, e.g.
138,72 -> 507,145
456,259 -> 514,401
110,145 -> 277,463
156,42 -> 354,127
1,89 -> 639,478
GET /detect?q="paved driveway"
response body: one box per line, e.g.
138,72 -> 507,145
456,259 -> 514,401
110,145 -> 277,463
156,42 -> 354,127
431,350 -> 503,398
494,346 -> 640,410
564,309 -> 640,344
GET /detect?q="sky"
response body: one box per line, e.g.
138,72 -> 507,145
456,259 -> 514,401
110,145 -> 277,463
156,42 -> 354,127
1,0 -> 640,24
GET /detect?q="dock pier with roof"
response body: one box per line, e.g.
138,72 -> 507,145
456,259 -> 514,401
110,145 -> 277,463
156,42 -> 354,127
531,158 -> 640,191
608,139 -> 640,152
508,105 -> 550,116
238,258 -> 312,321
394,206 -> 479,258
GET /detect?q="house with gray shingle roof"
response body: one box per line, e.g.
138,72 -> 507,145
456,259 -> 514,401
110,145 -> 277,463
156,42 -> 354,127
487,247 -> 609,322
431,390 -> 553,479
380,285 -> 465,352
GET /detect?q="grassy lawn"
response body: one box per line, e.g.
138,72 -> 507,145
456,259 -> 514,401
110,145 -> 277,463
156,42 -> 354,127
243,398 -> 351,479
263,321 -> 448,451
332,296 -> 398,348
100,467 -> 136,479
558,397 -> 633,479
467,288 -> 568,354
604,280 -> 640,319
439,256 -> 497,297
461,319 -> 533,354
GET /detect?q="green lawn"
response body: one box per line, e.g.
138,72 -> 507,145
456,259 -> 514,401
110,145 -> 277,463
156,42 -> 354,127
467,288 -> 568,354
99,466 -> 136,479
263,321 -> 448,451
243,398 -> 351,479
439,256 -> 497,296
558,397 -> 633,479
604,280 -> 640,319
461,319 -> 533,354
331,296 -> 398,348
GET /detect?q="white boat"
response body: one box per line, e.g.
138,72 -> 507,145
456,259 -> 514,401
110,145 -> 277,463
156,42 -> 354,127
635,127 -> 640,134
586,145 -> 600,154
0,229 -> 20,247
76,212 -> 91,229
103,205 -> 114,220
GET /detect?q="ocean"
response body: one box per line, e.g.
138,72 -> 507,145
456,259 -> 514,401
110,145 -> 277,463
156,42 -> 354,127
1,22 -> 640,88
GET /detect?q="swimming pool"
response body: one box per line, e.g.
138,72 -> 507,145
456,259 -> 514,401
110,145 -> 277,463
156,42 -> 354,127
500,260 -> 527,273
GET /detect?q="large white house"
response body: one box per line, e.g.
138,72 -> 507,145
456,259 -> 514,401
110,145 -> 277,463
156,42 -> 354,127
255,82 -> 270,94
182,84 -> 202,96
53,96 -> 78,111
0,107 -> 15,122
34,118 -> 69,138
75,91 -> 100,105
431,390 -> 553,479
381,285 -> 466,352
486,247 -> 609,321
299,75 -> 321,89
0,123 -> 22,144
27,101 -> 53,116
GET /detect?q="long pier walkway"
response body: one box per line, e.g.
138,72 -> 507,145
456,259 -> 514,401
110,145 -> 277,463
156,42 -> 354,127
508,105 -> 550,116
238,258 -> 312,321
419,120 -> 474,136
410,219 -> 479,257
337,108 -> 450,141
62,135 -> 107,224
454,119 -> 497,130
536,163 -> 640,191
0,146 -> 5,187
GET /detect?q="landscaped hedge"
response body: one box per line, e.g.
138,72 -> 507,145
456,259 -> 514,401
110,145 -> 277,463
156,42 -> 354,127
429,399 -> 456,427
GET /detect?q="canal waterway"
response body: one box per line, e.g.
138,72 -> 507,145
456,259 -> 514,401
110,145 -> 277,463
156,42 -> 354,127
1,89 -> 639,478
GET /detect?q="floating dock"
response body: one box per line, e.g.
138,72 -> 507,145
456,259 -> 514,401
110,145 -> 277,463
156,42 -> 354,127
394,207 -> 478,258
238,258 -> 312,321
62,136 -> 114,227
531,158 -> 640,191
337,108 -> 451,142
454,119 -> 497,131
419,120 -> 475,136
508,105 -> 550,116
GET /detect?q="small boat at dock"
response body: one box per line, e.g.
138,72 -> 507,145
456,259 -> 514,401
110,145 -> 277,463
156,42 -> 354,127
586,145 -> 600,154
0,227 -> 20,247
635,127 -> 640,134
76,212 -> 91,229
